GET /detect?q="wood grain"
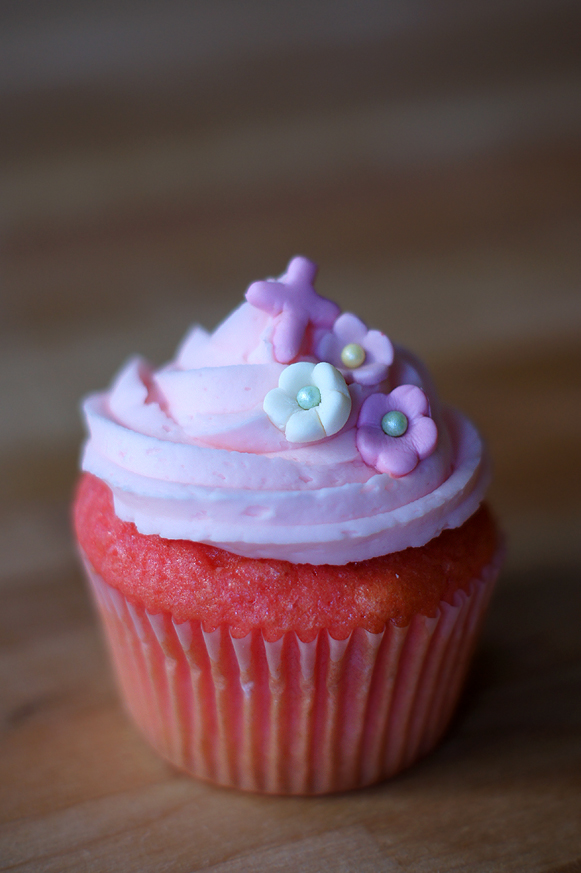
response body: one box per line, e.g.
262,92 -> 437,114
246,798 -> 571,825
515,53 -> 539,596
1,2 -> 580,869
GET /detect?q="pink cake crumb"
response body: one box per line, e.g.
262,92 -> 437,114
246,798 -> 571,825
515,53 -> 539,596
74,473 -> 498,643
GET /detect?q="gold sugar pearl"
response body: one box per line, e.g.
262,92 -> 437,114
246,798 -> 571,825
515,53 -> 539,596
340,342 -> 366,369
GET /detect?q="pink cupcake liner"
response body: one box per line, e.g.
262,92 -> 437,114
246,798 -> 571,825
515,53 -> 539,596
83,548 -> 502,795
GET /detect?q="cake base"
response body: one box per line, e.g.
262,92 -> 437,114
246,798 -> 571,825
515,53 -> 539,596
83,548 -> 502,795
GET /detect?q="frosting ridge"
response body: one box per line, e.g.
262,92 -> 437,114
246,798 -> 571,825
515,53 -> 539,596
81,257 -> 490,564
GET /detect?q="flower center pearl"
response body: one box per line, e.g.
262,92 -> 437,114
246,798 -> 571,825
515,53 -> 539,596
381,410 -> 408,437
340,342 -> 366,369
296,385 -> 321,409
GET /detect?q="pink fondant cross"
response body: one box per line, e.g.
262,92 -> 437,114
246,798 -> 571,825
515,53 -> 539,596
245,256 -> 340,363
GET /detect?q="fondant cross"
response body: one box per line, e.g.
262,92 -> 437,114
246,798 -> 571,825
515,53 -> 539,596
245,256 -> 340,363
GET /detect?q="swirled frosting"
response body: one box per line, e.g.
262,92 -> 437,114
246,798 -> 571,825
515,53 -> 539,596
81,257 -> 490,564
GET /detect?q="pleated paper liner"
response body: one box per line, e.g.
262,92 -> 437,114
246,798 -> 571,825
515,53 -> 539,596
83,549 -> 501,795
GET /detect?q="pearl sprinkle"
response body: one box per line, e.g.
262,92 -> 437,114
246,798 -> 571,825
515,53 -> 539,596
296,385 -> 322,410
340,342 -> 366,369
381,410 -> 408,437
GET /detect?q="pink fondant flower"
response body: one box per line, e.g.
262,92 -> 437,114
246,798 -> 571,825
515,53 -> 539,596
245,256 -> 340,364
356,385 -> 437,477
315,312 -> 393,385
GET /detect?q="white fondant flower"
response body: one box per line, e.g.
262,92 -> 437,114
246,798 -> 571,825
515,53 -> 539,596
263,361 -> 351,443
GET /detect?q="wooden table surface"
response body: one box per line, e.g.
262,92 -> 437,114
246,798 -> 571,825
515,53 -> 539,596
1,3 -> 580,870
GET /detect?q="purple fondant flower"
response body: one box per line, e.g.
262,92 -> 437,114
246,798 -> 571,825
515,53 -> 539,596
315,313 -> 393,385
356,385 -> 437,477
245,256 -> 340,364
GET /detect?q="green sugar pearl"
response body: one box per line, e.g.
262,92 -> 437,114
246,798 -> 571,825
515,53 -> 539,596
296,385 -> 321,409
381,410 -> 408,437
340,342 -> 366,369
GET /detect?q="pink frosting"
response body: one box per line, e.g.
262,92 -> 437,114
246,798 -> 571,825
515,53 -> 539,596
81,258 -> 490,564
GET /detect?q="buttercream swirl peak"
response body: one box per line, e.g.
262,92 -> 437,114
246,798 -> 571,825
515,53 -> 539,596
81,257 -> 490,564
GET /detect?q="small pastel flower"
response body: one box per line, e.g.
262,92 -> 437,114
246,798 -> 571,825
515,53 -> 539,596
356,385 -> 437,477
315,313 -> 393,385
245,256 -> 340,364
263,361 -> 351,443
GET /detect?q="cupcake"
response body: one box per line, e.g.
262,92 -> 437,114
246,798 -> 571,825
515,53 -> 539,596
74,256 -> 502,795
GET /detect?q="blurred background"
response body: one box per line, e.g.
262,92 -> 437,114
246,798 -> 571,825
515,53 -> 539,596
1,2 -> 581,866
2,0 -> 580,578
2,0 -> 580,574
